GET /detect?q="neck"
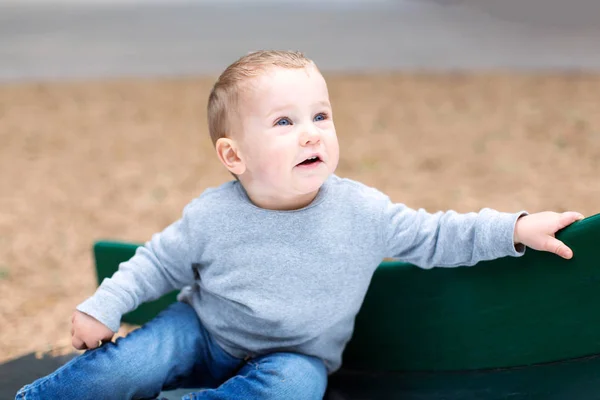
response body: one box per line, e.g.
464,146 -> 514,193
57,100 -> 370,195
239,182 -> 322,211
250,190 -> 319,211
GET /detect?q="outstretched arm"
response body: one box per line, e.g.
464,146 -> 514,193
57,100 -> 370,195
382,198 -> 583,269
383,203 -> 525,269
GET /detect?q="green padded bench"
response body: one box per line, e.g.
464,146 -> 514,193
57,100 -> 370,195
93,213 -> 600,399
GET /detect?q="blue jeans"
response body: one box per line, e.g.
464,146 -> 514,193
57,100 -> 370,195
16,302 -> 328,400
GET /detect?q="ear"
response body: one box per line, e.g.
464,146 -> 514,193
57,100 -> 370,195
215,137 -> 246,175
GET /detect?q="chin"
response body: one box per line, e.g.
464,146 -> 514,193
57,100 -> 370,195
295,174 -> 328,194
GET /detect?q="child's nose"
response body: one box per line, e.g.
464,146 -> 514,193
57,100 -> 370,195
300,126 -> 321,146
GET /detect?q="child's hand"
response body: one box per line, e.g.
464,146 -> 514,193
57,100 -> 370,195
71,310 -> 114,350
514,211 -> 585,259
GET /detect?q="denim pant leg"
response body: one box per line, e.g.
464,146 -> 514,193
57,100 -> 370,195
184,352 -> 328,400
15,302 -> 244,400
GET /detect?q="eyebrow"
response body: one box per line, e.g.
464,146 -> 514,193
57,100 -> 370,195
266,101 -> 332,119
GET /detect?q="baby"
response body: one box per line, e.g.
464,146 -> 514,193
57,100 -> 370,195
17,50 -> 583,400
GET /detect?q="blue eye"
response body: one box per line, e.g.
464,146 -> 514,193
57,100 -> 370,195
276,117 -> 291,126
314,113 -> 327,122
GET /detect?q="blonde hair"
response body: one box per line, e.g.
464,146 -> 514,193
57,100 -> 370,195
207,50 -> 315,146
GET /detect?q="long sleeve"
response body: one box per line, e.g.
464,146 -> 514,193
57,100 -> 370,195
77,205 -> 197,332
381,199 -> 526,269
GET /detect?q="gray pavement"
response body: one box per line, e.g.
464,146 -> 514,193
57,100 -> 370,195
0,0 -> 600,82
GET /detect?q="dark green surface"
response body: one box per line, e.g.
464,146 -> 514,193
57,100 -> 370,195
328,354 -> 600,400
93,213 -> 600,372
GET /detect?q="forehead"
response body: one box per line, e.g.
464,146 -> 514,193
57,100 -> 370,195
241,66 -> 329,113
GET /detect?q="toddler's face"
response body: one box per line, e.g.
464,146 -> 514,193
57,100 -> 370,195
235,65 -> 339,205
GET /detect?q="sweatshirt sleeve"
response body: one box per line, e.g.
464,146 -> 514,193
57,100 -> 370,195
381,198 -> 527,269
76,204 -> 197,332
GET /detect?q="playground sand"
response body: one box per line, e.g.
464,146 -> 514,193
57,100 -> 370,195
1,72 -> 600,362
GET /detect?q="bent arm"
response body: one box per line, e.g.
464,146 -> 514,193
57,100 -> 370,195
77,207 -> 197,332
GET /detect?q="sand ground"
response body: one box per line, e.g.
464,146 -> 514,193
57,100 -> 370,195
1,72 -> 600,362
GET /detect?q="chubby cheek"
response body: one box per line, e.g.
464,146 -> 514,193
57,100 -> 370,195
254,145 -> 292,183
325,132 -> 340,171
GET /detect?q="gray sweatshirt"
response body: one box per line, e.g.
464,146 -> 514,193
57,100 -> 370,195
77,175 -> 525,373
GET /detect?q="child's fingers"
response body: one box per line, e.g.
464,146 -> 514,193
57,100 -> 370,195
557,211 -> 585,230
72,335 -> 86,350
84,339 -> 100,349
100,331 -> 113,344
545,237 -> 573,259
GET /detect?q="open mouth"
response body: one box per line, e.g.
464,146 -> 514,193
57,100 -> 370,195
297,156 -> 322,167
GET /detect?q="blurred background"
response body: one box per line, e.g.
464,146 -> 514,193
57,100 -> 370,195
1,0 -> 600,364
